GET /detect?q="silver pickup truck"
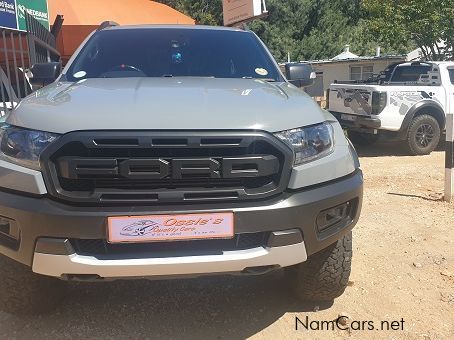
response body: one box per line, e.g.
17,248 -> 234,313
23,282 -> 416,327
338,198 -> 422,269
328,61 -> 454,155
0,24 -> 362,314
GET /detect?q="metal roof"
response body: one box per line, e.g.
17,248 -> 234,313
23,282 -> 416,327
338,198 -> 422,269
332,50 -> 359,61
306,55 -> 406,65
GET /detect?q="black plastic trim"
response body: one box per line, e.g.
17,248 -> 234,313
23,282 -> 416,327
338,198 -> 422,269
40,130 -> 294,205
267,229 -> 303,247
0,170 -> 363,266
330,111 -> 381,130
35,238 -> 75,255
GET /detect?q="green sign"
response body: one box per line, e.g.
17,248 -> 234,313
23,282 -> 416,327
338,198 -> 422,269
16,0 -> 49,31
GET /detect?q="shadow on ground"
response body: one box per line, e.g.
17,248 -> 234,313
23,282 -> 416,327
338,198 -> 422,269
356,143 -> 409,157
1,272 -> 332,339
355,140 -> 446,158
387,192 -> 444,202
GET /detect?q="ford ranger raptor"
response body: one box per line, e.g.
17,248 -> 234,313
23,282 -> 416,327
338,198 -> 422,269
0,24 -> 362,314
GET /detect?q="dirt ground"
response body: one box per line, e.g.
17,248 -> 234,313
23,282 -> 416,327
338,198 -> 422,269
0,144 -> 453,340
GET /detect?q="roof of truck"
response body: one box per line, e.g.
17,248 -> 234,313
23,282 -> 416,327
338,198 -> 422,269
104,25 -> 245,32
396,61 -> 454,67
432,61 -> 454,65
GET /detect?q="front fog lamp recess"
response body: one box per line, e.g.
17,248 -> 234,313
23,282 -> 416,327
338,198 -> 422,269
316,200 -> 357,234
0,216 -> 20,250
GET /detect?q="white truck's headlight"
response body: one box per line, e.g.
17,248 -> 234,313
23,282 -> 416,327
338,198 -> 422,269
0,124 -> 60,170
275,122 -> 335,166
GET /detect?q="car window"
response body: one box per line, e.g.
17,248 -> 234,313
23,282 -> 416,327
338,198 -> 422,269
67,28 -> 282,82
449,68 -> 454,85
390,65 -> 431,82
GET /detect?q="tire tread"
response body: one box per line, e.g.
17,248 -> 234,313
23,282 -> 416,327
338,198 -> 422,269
406,114 -> 441,155
287,232 -> 352,302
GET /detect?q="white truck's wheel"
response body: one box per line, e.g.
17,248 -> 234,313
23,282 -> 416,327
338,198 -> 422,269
406,114 -> 441,155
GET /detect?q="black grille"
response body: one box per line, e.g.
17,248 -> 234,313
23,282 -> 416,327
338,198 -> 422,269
41,131 -> 293,205
71,232 -> 269,257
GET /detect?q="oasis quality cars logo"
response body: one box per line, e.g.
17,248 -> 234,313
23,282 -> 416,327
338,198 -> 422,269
120,220 -> 161,237
119,217 -> 227,237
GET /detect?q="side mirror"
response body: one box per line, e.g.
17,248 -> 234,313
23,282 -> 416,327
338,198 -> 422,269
29,62 -> 62,86
285,63 -> 316,88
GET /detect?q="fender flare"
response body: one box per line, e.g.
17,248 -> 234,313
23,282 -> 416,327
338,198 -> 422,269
398,100 -> 446,139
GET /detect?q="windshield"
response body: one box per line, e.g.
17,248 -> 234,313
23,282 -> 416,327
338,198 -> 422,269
66,28 -> 282,82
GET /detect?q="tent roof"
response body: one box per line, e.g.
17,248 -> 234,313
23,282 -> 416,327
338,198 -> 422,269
48,0 -> 195,26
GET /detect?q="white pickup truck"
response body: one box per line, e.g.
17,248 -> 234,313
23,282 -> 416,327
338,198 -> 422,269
327,61 -> 454,155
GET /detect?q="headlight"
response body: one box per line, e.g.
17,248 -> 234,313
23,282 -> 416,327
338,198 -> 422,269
0,124 -> 60,170
275,122 -> 335,166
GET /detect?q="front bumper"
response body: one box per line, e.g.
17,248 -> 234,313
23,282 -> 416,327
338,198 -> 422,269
330,111 -> 381,131
32,242 -> 308,279
0,170 -> 363,279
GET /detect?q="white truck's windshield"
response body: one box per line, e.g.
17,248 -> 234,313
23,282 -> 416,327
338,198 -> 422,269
67,28 -> 282,82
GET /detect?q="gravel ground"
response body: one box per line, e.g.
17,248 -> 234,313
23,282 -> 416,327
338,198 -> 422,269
1,144 -> 453,340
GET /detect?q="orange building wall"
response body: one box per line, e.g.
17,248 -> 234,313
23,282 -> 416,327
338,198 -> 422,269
47,0 -> 195,62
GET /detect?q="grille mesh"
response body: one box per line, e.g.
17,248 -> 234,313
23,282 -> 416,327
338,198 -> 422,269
71,232 -> 269,257
41,131 -> 292,205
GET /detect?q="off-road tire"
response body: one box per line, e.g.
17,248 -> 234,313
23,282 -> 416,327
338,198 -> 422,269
348,131 -> 379,146
286,232 -> 352,302
406,114 -> 441,155
0,255 -> 68,315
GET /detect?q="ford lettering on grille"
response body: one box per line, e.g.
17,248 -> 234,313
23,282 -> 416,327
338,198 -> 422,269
58,156 -> 279,180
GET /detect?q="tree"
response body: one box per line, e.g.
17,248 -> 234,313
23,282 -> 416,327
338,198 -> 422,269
362,0 -> 454,60
157,0 -> 375,61
156,0 -> 453,61
157,0 -> 223,25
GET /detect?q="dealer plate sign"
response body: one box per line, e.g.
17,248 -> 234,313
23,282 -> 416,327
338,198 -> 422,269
108,213 -> 234,244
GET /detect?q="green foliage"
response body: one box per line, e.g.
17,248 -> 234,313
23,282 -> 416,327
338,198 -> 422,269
362,0 -> 454,60
159,0 -> 223,26
156,0 -> 453,61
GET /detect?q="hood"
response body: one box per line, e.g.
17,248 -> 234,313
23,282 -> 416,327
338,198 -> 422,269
8,77 -> 325,134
